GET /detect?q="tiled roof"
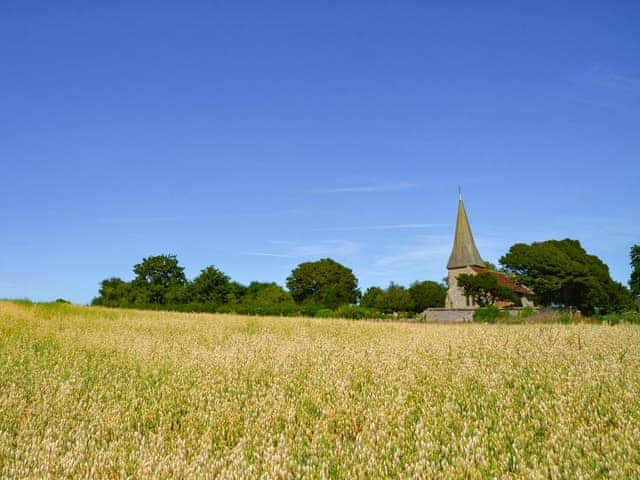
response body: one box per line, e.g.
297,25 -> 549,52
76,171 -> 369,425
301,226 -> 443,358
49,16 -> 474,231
470,266 -> 534,296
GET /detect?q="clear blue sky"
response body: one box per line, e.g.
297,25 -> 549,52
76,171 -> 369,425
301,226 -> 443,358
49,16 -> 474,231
1,1 -> 639,304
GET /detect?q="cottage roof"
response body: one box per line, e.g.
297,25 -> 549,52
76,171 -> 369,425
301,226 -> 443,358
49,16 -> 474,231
447,198 -> 484,269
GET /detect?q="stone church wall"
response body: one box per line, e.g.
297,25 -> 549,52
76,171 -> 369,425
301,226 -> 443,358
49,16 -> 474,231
446,266 -> 477,309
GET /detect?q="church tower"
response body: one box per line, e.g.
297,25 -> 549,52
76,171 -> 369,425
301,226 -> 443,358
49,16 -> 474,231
445,194 -> 484,309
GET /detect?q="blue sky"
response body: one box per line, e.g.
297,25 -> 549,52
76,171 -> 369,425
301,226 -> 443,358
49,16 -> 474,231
1,1 -> 639,303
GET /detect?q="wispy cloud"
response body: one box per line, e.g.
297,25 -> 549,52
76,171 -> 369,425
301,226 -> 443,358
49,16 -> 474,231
375,245 -> 451,267
566,66 -> 640,113
321,182 -> 418,194
245,240 -> 363,259
98,209 -> 307,225
98,215 -> 216,224
244,252 -> 296,258
313,223 -> 446,232
584,66 -> 640,93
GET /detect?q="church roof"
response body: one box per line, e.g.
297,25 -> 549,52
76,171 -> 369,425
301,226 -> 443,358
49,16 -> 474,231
470,266 -> 534,296
447,198 -> 485,269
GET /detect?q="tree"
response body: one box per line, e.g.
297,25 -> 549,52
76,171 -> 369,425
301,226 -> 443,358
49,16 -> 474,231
457,273 -> 519,307
377,283 -> 414,313
500,239 -> 633,315
286,258 -> 359,307
92,277 -> 132,306
360,287 -> 384,309
237,282 -> 297,314
630,245 -> 640,298
483,261 -> 498,271
189,265 -> 233,307
131,254 -> 187,304
409,281 -> 447,311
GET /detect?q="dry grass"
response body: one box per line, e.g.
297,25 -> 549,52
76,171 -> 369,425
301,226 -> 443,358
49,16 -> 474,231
1,300 -> 639,478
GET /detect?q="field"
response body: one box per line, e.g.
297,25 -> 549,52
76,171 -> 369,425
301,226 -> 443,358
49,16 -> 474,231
1,301 -> 639,478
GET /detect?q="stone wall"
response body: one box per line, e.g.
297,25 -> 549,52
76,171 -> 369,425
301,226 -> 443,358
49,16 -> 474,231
423,308 -> 475,323
446,266 -> 477,309
423,307 -> 535,323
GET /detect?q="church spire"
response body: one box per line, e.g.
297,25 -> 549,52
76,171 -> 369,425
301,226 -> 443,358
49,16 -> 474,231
447,194 -> 484,269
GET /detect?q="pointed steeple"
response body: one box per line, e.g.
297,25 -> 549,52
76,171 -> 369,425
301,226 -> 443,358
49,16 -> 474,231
447,194 -> 484,269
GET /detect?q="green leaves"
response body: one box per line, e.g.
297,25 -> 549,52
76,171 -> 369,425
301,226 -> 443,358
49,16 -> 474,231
630,245 -> 640,298
457,273 -> 519,307
132,254 -> 187,304
286,258 -> 359,308
500,239 -> 633,315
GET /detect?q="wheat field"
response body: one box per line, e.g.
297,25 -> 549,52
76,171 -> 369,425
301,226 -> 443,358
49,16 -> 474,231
1,301 -> 639,478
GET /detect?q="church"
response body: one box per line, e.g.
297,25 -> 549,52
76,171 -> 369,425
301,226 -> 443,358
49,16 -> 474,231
444,195 -> 534,310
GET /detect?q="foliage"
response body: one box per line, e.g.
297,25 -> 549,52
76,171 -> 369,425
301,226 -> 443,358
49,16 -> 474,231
188,266 -> 237,308
408,281 -> 447,311
472,305 -> 511,323
313,308 -> 338,318
377,283 -> 414,313
360,282 -> 444,314
360,287 -> 385,309
500,239 -> 634,315
630,245 -> 640,299
483,260 -> 498,271
457,272 -> 519,307
232,282 -> 298,316
360,283 -> 413,313
3,300 -> 640,478
286,258 -> 359,307
131,254 -> 188,304
308,305 -> 383,320
93,277 -> 133,307
334,305 -> 382,320
518,306 -> 536,318
596,310 -> 640,326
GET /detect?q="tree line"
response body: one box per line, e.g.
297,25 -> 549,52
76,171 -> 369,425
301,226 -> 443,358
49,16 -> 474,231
92,239 -> 640,318
92,256 -> 447,319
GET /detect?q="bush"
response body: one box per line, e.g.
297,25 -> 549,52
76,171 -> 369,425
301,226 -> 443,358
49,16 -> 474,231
299,305 -> 384,320
335,305 -> 383,320
473,306 -> 510,324
518,306 -> 535,318
314,309 -> 337,319
600,311 -> 640,325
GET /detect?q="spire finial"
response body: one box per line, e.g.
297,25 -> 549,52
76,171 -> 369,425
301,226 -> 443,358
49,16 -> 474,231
458,185 -> 462,201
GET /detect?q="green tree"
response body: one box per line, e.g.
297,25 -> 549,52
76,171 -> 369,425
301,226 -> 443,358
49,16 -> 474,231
189,265 -> 233,307
408,281 -> 447,311
500,239 -> 632,315
483,261 -> 497,271
92,277 -> 132,306
237,282 -> 297,315
457,273 -> 519,307
286,258 -> 359,307
131,254 -> 187,305
360,287 -> 384,309
376,283 -> 414,313
630,245 -> 640,298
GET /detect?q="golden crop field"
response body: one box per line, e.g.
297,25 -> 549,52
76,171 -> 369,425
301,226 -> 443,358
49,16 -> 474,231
1,301 -> 639,479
